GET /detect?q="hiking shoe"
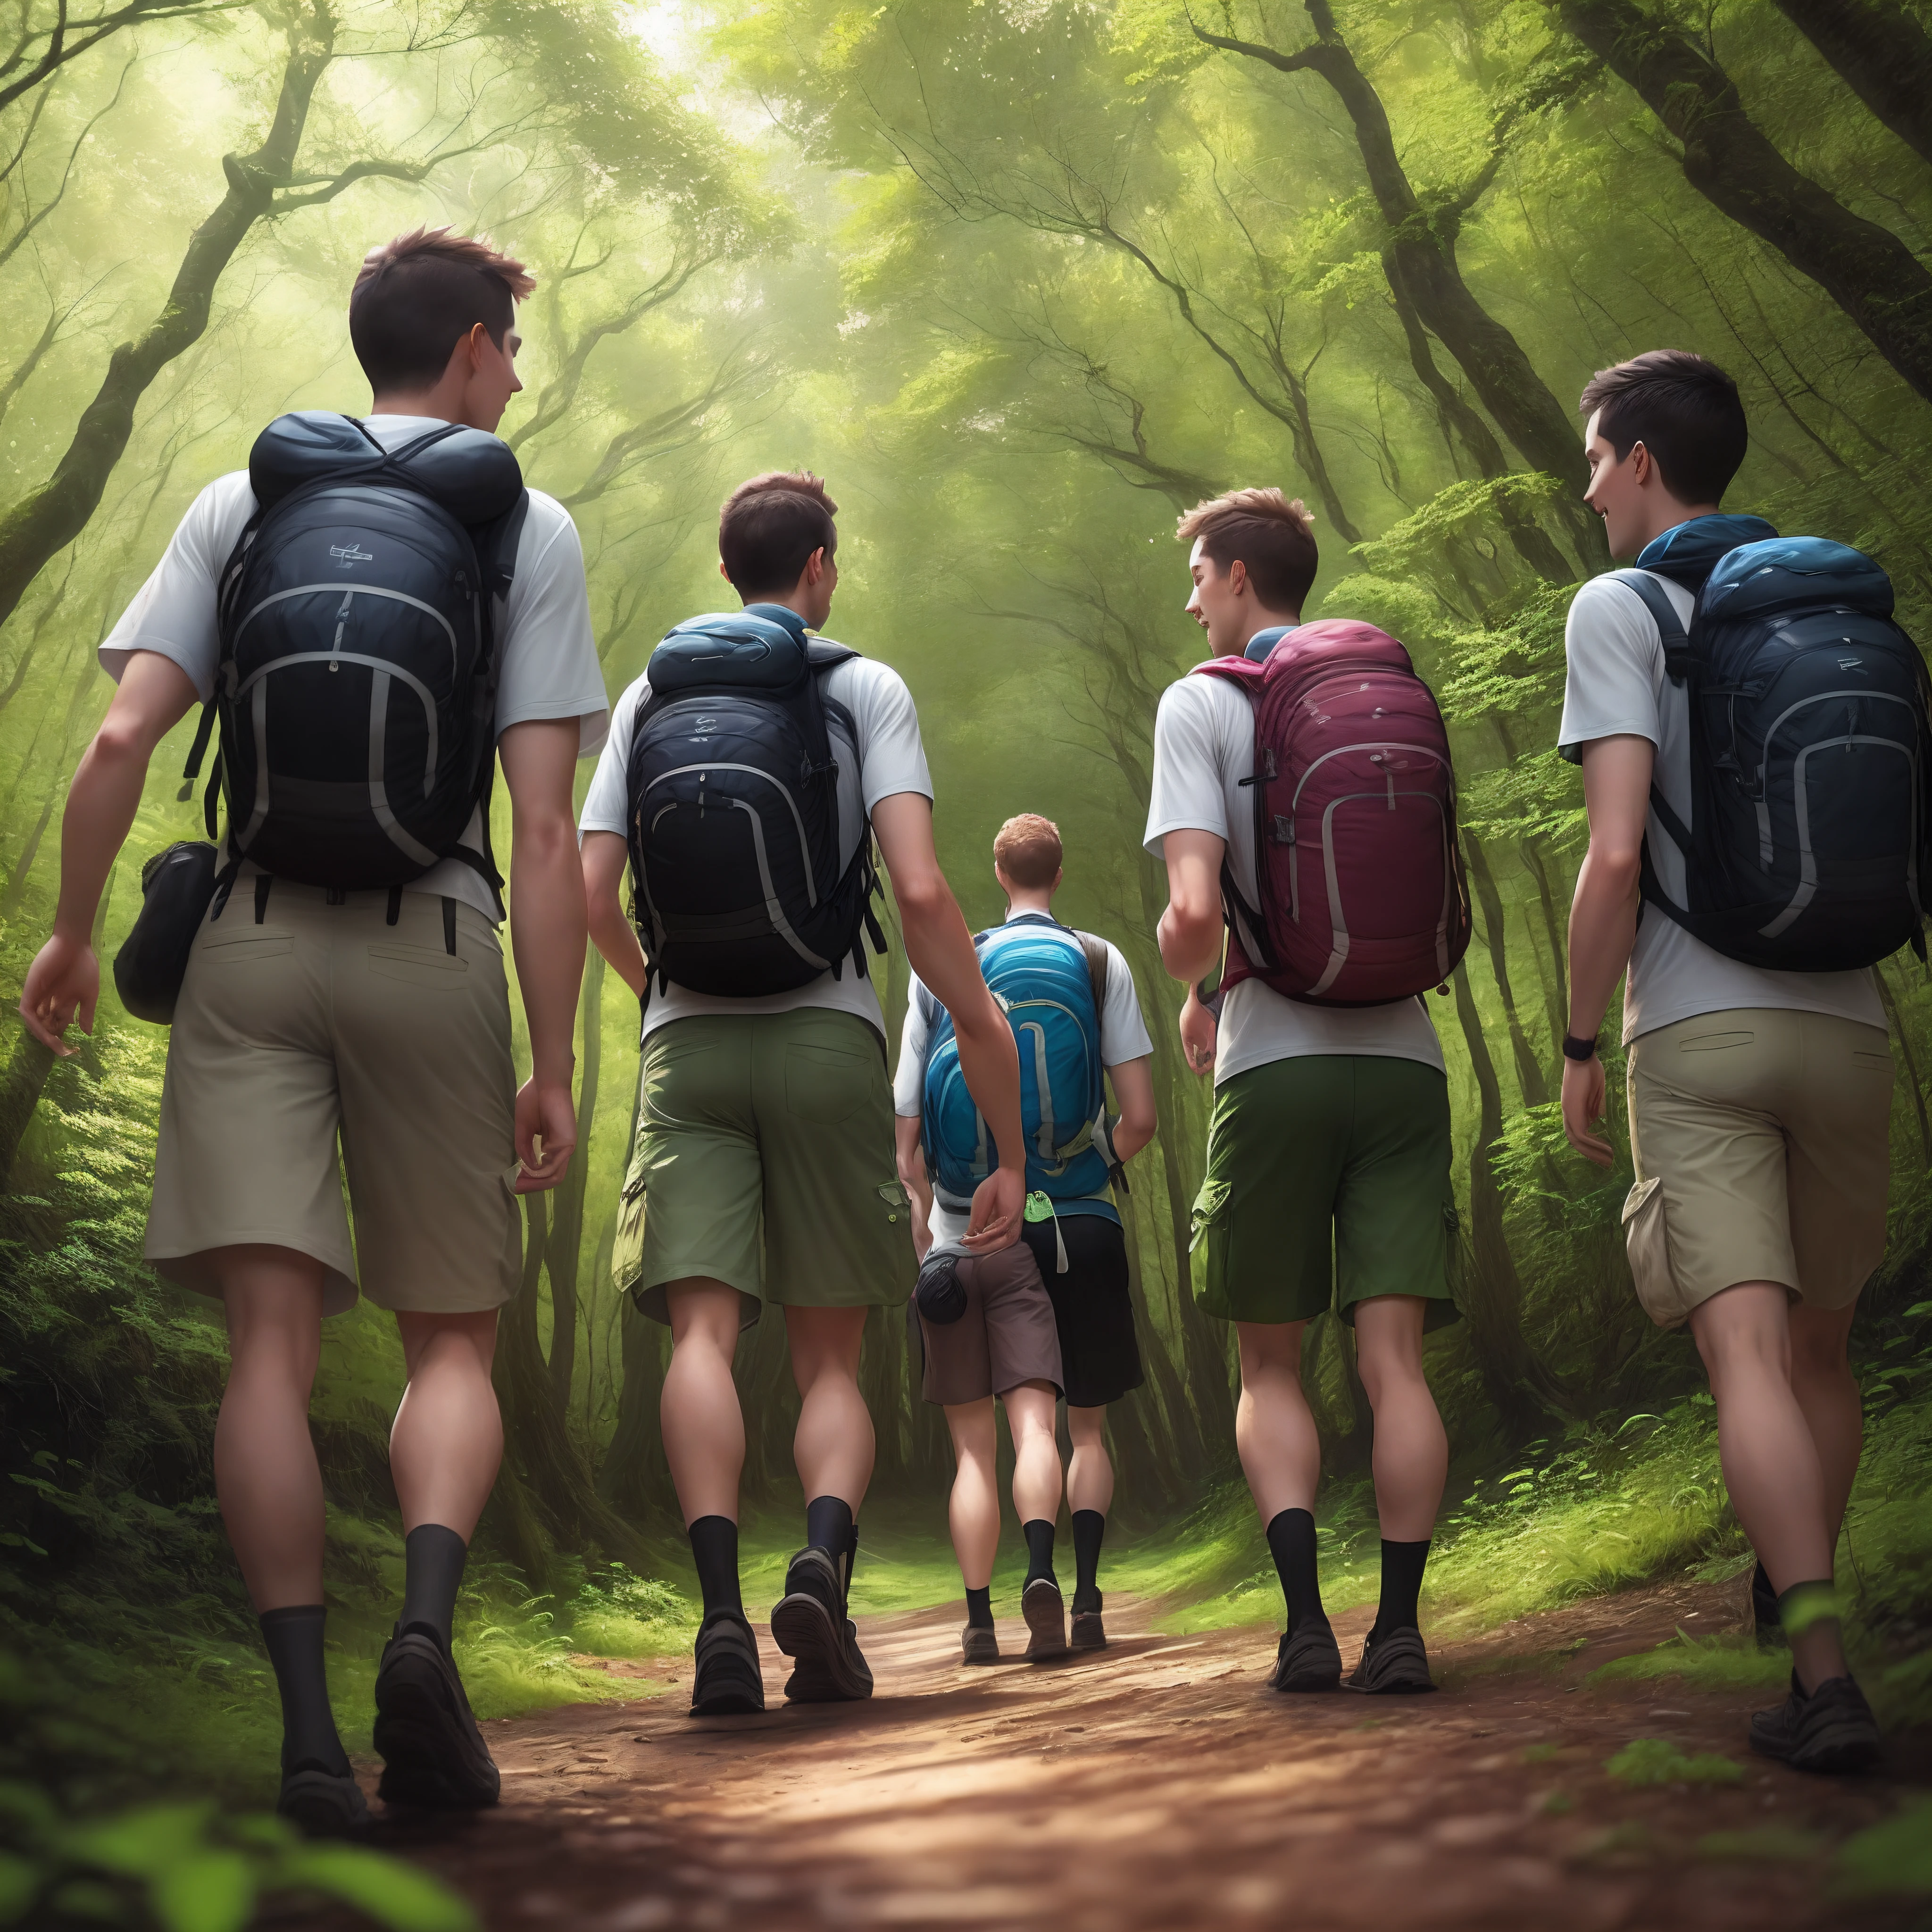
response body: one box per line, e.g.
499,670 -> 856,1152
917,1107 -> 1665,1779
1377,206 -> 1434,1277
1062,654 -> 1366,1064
1348,1626 -> 1437,1694
1022,1576 -> 1067,1660
1750,1562 -> 1787,1650
691,1607 -> 766,1715
373,1627 -> 500,1808
1750,1672 -> 1881,1774
1070,1605 -> 1108,1651
771,1547 -> 874,1702
276,1763 -> 369,1837
1271,1621 -> 1342,1693
961,1623 -> 999,1666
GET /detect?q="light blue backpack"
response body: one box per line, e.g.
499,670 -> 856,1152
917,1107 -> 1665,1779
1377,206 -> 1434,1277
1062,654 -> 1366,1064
920,919 -> 1110,1205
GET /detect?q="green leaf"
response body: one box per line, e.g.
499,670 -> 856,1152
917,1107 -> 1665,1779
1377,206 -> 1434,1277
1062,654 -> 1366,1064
1604,1738 -> 1743,1787
0,1851 -> 43,1926
275,1845 -> 477,1931
224,1813 -> 299,1851
63,1801 -> 216,1877
151,1851 -> 256,1932
1838,1799 -> 1932,1895
0,1782 -> 61,1840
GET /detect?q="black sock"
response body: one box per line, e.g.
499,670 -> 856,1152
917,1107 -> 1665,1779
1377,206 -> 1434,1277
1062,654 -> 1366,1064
1266,1508 -> 1328,1637
1023,1518 -> 1057,1586
687,1515 -> 742,1617
965,1586 -> 993,1630
1368,1539 -> 1430,1641
398,1523 -> 468,1650
259,1605 -> 350,1777
1072,1509 -> 1105,1612
805,1494 -> 854,1558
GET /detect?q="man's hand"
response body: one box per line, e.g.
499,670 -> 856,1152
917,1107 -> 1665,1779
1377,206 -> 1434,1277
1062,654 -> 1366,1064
1561,1054 -> 1613,1167
20,933 -> 99,1054
1179,986 -> 1217,1076
961,1165 -> 1024,1253
513,1074 -> 578,1191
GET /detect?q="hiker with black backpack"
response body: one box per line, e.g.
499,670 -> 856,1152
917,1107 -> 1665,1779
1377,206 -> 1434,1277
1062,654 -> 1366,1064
17,228 -> 609,1830
1147,488 -> 1468,1698
1559,350 -> 1921,1774
580,470 -> 1026,1717
893,813 -> 1158,1665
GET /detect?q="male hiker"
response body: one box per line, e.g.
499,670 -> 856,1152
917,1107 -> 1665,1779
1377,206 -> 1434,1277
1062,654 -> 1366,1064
1146,488 -> 1466,1696
1559,350 -> 1912,1773
894,812 -> 1158,1662
580,471 -> 1025,1715
17,227 -> 608,1830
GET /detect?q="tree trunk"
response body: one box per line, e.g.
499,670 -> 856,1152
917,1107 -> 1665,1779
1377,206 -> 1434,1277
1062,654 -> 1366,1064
1877,964 -> 1932,1170
1463,834 -> 1549,1106
0,1027 -> 55,1191
544,954 -> 603,1415
0,2 -> 336,633
1774,0 -> 1932,169
1555,0 -> 1932,408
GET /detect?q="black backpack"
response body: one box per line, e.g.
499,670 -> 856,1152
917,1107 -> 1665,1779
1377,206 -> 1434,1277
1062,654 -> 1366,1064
1618,531 -> 1932,972
625,604 -> 883,1000
184,412 -> 528,913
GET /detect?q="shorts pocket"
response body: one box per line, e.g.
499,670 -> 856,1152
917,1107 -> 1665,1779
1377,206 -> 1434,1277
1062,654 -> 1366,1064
611,1157 -> 649,1300
1852,1049 -> 1893,1074
1622,1175 -> 1682,1325
784,1041 -> 872,1125
1677,1029 -> 1753,1053
1189,1177 -> 1230,1255
876,1180 -> 910,1228
201,933 -> 292,962
367,944 -> 468,989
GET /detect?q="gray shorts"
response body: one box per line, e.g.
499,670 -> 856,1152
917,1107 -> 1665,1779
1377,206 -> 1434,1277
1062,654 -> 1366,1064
918,1240 -> 1064,1406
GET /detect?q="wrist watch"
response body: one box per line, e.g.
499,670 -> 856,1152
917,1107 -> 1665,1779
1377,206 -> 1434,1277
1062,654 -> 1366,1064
1562,1033 -> 1599,1062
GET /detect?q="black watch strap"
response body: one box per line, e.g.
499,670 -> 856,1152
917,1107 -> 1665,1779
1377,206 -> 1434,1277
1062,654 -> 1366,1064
1562,1033 -> 1599,1062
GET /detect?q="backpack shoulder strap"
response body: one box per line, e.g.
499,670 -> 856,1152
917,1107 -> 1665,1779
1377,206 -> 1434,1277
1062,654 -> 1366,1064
808,640 -> 859,673
1612,569 -> 1694,687
1074,931 -> 1109,1017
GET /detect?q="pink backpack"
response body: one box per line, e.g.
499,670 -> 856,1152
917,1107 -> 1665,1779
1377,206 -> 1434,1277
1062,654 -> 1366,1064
1191,619 -> 1472,1007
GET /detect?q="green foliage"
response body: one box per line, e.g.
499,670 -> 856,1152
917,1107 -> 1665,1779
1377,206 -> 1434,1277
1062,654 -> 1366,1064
1836,1800 -> 1932,1897
1590,1630 -> 1790,1692
1602,1739 -> 1745,1788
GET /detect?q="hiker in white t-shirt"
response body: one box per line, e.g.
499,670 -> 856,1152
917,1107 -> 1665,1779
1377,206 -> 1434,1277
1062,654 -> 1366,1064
18,229 -> 608,1830
1560,349 -> 1890,1773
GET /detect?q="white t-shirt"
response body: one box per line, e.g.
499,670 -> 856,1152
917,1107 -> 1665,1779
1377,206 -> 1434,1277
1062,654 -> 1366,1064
579,647 -> 932,1044
1557,572 -> 1883,1043
99,415 -> 609,922
894,908 -> 1154,1242
1143,673 -> 1446,1084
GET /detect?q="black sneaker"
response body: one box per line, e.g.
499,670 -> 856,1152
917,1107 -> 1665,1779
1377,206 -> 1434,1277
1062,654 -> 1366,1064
1271,1621 -> 1342,1693
1348,1626 -> 1437,1694
1069,1598 -> 1107,1652
771,1547 -> 874,1701
1749,1672 -> 1881,1774
373,1626 -> 500,1808
691,1607 -> 766,1715
277,1762 -> 369,1837
960,1623 -> 999,1666
1022,1576 -> 1067,1660
1750,1562 -> 1787,1650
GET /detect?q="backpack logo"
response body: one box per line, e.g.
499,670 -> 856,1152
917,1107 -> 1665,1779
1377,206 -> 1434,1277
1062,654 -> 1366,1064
691,715 -> 719,735
329,542 -> 373,565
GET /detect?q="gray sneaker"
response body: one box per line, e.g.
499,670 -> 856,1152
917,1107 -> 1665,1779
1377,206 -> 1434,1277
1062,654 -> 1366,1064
771,1546 -> 874,1701
1750,1672 -> 1880,1774
1022,1576 -> 1067,1660
1348,1626 -> 1437,1694
1271,1622 -> 1342,1693
960,1623 -> 999,1666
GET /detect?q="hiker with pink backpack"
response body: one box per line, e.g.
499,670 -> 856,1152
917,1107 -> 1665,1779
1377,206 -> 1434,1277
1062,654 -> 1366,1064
1146,488 -> 1472,1696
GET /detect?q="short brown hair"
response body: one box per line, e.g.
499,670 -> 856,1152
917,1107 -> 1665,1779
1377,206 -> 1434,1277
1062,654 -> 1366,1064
993,813 -> 1062,890
719,472 -> 838,595
1578,350 -> 1746,505
1176,488 -> 1318,612
350,226 -> 533,394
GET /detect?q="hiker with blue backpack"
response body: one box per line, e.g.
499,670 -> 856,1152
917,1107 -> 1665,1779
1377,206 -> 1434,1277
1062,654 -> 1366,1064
1148,487 -> 1467,1698
1559,350 -> 1922,1774
580,470 -> 1027,1717
17,228 -> 609,1831
894,813 -> 1157,1664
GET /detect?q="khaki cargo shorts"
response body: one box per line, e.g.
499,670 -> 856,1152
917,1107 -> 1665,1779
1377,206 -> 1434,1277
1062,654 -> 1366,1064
614,1008 -> 917,1327
147,882 -> 521,1317
1624,1006 -> 1892,1328
917,1241 -> 1064,1407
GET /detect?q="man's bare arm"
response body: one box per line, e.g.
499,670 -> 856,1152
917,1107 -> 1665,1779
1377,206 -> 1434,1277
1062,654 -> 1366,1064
19,650 -> 198,1051
894,1112 -> 933,1260
582,828 -> 649,999
1158,829 -> 1226,983
1562,734 -> 1653,1166
1105,1054 -> 1157,1164
872,791 -> 1024,1251
501,718 -> 587,1191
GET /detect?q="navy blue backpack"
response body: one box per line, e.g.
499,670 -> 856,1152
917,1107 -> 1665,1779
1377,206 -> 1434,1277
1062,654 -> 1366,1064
920,919 -> 1111,1205
1617,517 -> 1932,972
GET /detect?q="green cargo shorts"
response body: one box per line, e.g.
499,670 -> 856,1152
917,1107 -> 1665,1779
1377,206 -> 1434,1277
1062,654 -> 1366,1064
612,1008 -> 917,1328
1190,1054 -> 1461,1330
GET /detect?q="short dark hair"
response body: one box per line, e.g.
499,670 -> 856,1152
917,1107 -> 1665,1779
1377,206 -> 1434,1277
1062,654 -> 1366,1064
1175,488 -> 1318,612
1578,350 -> 1747,505
719,472 -> 839,594
350,226 -> 534,394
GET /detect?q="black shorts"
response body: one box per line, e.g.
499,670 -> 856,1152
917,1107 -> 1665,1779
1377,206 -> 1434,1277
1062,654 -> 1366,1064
1019,1213 -> 1145,1409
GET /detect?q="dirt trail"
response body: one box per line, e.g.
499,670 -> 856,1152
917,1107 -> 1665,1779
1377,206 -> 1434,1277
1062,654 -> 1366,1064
323,1582 -> 1927,1931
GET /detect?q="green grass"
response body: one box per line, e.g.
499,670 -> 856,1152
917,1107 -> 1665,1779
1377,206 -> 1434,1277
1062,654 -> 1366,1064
1591,1630 -> 1790,1693
1604,1738 -> 1745,1787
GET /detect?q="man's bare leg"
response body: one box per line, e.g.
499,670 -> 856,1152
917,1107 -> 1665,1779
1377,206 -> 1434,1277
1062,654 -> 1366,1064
945,1398 -> 1001,1657
1066,1404 -> 1114,1629
1002,1379 -> 1066,1656
1788,1300 -> 1863,1546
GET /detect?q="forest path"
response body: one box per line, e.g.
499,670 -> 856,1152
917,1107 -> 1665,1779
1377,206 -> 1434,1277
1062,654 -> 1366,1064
327,1582 -> 1926,1932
